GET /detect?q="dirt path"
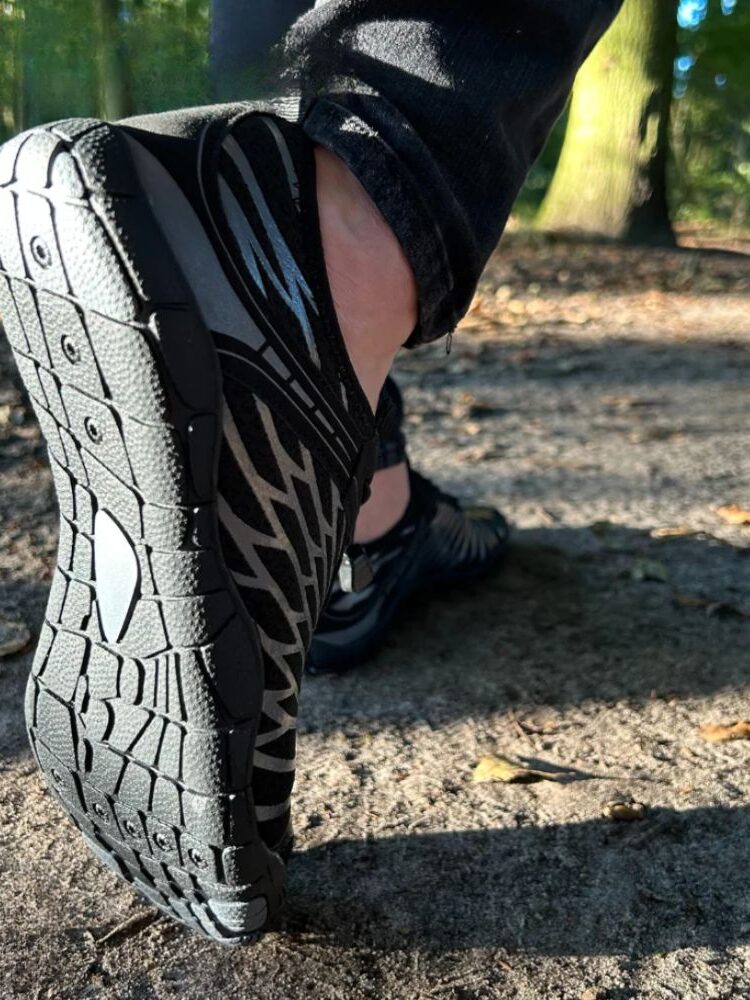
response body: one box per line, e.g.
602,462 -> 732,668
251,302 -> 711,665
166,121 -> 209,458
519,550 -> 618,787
1,240 -> 749,1000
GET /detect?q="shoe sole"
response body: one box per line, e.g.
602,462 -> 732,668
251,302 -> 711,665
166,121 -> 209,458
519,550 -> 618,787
0,119 -> 285,944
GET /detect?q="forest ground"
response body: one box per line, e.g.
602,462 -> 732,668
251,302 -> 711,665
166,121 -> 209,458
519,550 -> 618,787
1,235 -> 749,1000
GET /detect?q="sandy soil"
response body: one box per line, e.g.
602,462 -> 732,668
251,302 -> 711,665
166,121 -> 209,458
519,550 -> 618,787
1,239 -> 749,1000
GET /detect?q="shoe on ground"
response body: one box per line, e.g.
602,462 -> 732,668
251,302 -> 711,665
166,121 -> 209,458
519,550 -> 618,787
307,469 -> 510,674
0,104 -> 378,943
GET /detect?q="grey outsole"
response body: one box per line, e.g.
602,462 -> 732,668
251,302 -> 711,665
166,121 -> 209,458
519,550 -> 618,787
0,119 -> 286,944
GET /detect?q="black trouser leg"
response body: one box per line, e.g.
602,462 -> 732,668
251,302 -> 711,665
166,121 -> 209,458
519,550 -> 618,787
285,1 -> 623,343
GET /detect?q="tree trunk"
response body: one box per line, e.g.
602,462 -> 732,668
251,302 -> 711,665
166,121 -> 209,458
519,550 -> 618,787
210,0 -> 310,100
537,0 -> 677,246
93,0 -> 133,121
0,1 -> 25,137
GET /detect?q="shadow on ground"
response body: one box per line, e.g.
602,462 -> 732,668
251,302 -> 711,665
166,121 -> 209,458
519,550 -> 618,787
302,526 -> 750,730
289,803 -> 748,957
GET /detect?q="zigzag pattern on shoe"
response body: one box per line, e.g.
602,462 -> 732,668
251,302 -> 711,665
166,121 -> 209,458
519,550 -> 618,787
0,105 -> 377,943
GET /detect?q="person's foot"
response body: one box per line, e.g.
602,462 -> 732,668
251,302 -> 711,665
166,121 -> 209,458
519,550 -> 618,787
307,469 -> 510,674
0,106 -> 384,943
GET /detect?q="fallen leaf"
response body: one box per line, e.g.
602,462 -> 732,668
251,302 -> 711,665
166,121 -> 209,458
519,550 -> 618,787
601,394 -> 659,412
699,721 -> 750,743
673,593 -> 749,619
580,990 -> 600,1000
650,525 -> 697,539
715,504 -> 750,526
472,754 -> 574,784
674,593 -> 708,610
602,800 -> 647,822
631,559 -> 669,583
0,617 -> 31,658
629,427 -> 683,444
456,443 -> 506,464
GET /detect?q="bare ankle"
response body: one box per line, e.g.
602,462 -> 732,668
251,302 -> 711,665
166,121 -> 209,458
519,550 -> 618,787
315,147 -> 417,410
354,460 -> 411,544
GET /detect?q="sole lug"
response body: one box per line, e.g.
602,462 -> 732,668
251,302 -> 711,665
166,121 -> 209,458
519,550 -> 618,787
0,120 -> 285,945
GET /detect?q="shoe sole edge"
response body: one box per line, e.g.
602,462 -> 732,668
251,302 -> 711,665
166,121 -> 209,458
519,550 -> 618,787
0,119 -> 285,945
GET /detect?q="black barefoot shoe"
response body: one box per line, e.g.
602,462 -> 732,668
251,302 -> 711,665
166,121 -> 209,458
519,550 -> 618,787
0,109 -> 376,942
307,470 -> 510,675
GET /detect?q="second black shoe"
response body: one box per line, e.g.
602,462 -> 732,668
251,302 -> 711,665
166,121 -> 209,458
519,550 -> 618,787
0,104 -> 377,943
307,469 -> 510,674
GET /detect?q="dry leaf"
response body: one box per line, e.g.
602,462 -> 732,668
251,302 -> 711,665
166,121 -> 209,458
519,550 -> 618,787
715,504 -> 750,526
673,593 -> 749,619
631,559 -> 669,583
699,720 -> 750,743
0,617 -> 31,659
650,525 -> 697,539
629,428 -> 683,444
674,593 -> 709,609
472,754 -> 572,785
601,394 -> 658,412
602,800 -> 647,822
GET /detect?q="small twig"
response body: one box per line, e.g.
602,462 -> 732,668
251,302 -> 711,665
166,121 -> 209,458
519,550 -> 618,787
508,708 -> 534,745
96,911 -> 160,947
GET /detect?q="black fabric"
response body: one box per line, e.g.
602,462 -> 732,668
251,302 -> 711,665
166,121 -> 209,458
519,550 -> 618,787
375,376 -> 407,471
119,104 -> 385,851
223,113 -> 376,435
308,467 -> 510,673
284,1 -> 624,344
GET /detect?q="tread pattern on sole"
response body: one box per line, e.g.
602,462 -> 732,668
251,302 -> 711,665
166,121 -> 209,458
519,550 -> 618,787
0,119 -> 285,944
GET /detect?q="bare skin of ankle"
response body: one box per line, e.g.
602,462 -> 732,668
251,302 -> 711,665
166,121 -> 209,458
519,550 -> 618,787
315,146 -> 417,412
353,460 -> 410,543
315,146 -> 416,541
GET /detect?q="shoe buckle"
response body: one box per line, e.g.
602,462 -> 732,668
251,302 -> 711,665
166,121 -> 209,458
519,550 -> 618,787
338,547 -> 374,593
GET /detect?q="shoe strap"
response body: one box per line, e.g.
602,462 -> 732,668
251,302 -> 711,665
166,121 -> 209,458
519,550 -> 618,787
338,545 -> 375,593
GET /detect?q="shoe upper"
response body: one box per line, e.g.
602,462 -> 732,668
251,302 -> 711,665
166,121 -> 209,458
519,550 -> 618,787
307,469 -> 510,674
121,104 -> 380,850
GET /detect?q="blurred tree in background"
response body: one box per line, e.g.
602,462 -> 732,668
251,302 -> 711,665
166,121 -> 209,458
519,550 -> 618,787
529,0 -> 749,236
671,0 -> 750,229
0,0 -> 747,235
0,0 -> 209,134
0,1 -> 24,135
537,0 -> 678,245
93,0 -> 134,120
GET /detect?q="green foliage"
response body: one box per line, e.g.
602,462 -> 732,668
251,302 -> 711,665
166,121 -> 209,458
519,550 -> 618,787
123,0 -> 210,114
0,0 -> 210,143
0,3 -> 20,136
521,0 -> 748,230
24,0 -> 100,124
672,0 -> 750,227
